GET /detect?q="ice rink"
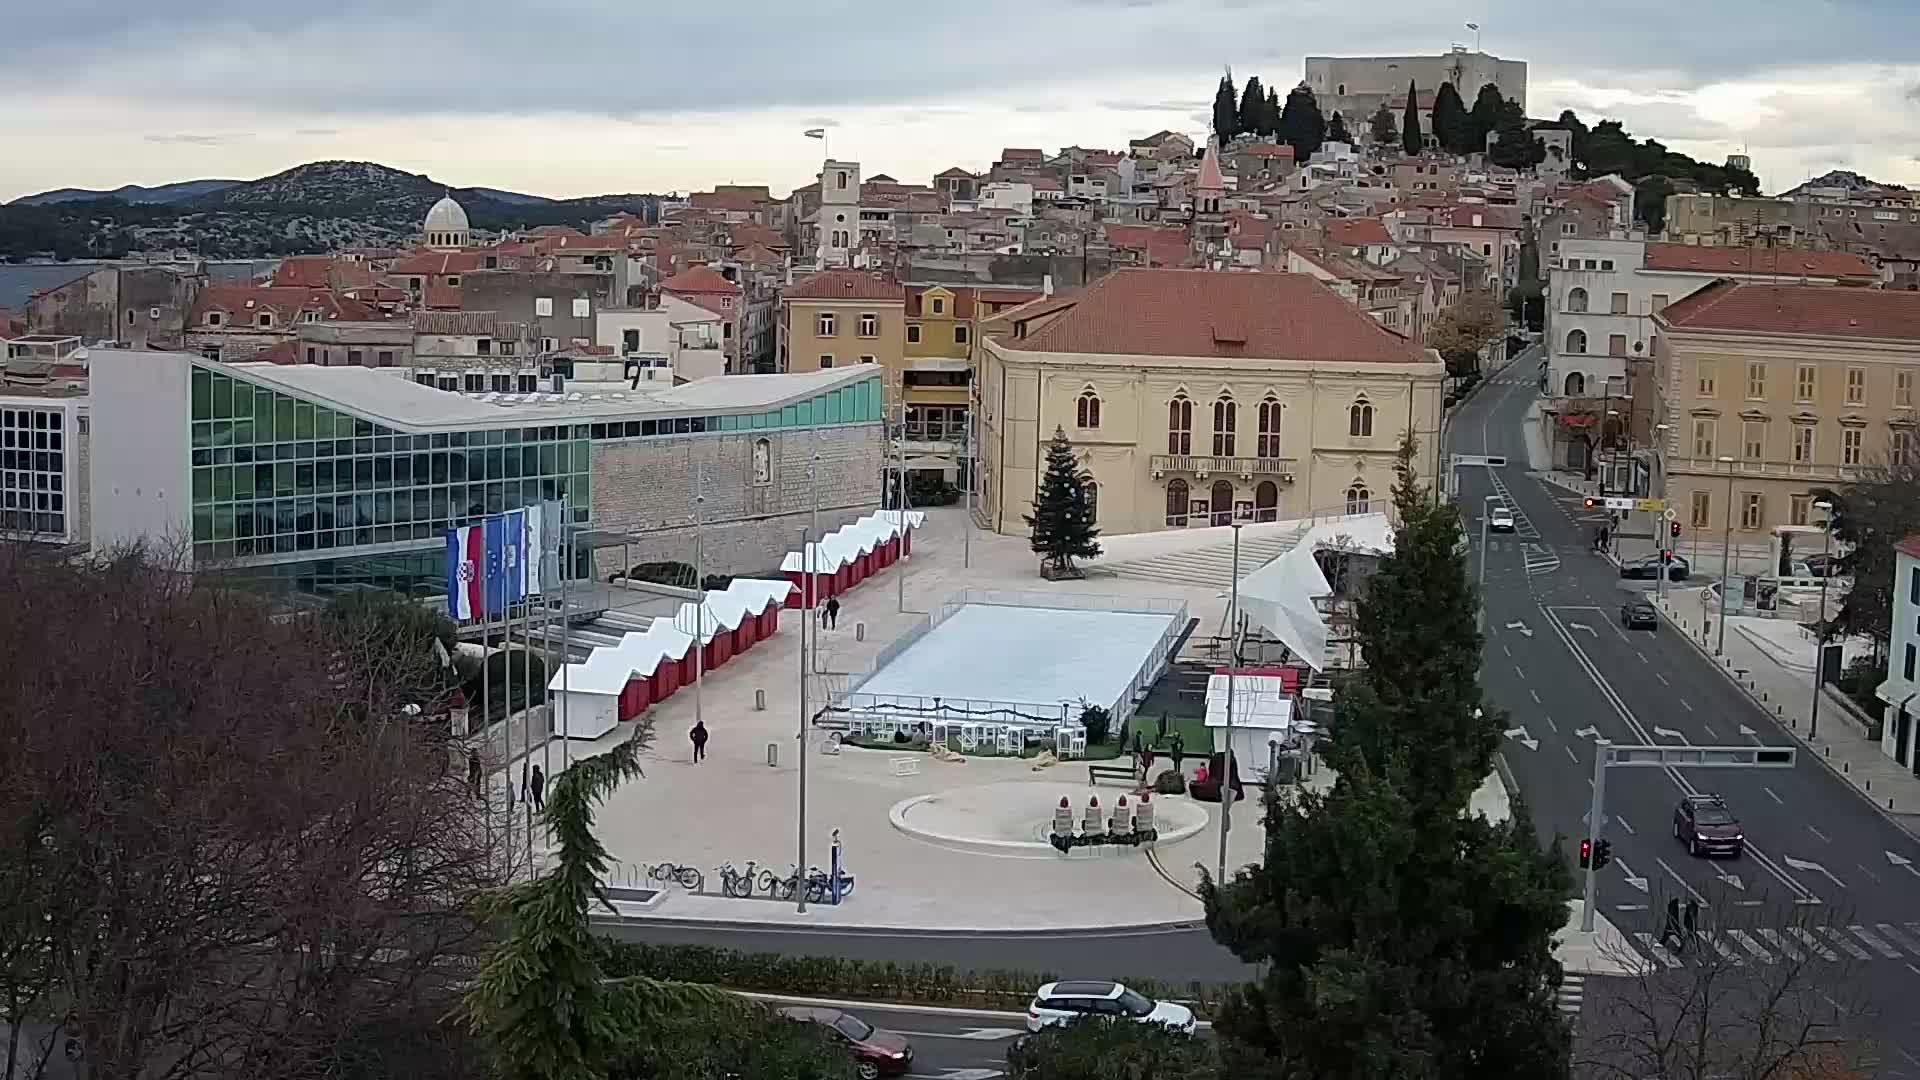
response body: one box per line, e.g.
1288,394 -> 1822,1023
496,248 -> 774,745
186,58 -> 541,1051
851,603 -> 1179,713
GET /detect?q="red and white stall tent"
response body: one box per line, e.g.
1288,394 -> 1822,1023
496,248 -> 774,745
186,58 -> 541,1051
778,511 -> 925,609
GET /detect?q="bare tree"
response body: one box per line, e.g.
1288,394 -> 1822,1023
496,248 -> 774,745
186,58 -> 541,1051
1578,888 -> 1879,1080
0,543 -> 512,1080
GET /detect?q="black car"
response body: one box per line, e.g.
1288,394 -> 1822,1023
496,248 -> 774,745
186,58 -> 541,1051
1673,794 -> 1744,857
1621,554 -> 1690,581
1620,599 -> 1658,629
778,1007 -> 913,1078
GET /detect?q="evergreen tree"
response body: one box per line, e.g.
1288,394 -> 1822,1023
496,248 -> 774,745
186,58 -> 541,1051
1401,80 -> 1423,155
1368,102 -> 1398,146
1024,429 -> 1102,577
1212,73 -> 1240,146
1468,82 -> 1506,152
1264,87 -> 1282,136
1276,83 -> 1327,161
1237,76 -> 1267,139
1432,81 -> 1471,154
1201,438 -> 1574,1079
1326,110 -> 1351,144
1488,98 -> 1547,171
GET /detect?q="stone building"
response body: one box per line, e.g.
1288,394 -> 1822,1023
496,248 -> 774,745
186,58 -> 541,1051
26,264 -> 204,350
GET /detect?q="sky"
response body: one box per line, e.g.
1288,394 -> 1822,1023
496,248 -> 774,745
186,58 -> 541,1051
5,0 -> 1920,203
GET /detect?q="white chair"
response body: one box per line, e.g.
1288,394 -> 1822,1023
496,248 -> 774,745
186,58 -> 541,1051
1066,728 -> 1088,759
998,726 -> 1022,755
958,724 -> 979,752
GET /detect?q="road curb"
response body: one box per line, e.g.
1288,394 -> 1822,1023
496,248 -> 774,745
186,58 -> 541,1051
735,990 -> 1030,1020
591,913 -> 1208,938
1650,596 -> 1918,832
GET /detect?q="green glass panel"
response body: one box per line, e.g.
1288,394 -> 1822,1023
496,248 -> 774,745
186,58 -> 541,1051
294,401 -> 315,440
213,467 -> 234,501
212,506 -> 236,541
824,390 -> 841,424
192,468 -> 212,503
232,418 -> 253,446
276,463 -> 296,497
275,397 -> 295,438
191,368 -> 212,420
780,404 -> 797,427
254,390 -> 275,441
192,505 -> 213,542
191,422 -> 212,449
312,408 -> 334,440
211,374 -> 233,419
797,399 -> 813,426
231,381 -> 252,423
233,465 -> 254,498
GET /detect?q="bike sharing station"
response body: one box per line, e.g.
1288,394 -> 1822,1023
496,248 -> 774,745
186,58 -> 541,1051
609,828 -> 859,908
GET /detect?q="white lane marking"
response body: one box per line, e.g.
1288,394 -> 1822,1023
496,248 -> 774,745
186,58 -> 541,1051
1818,926 -> 1872,961
1530,689 -> 1541,703
1636,651 -> 1649,663
1617,816 -> 1636,836
1849,925 -> 1902,959
1807,824 -> 1830,843
1680,698 -> 1694,711
1877,922 -> 1920,956
1655,857 -> 1708,905
1701,723 -> 1718,739
1785,927 -> 1839,961
1757,929 -> 1807,962
1503,644 -> 1512,657
1656,672 -> 1669,685
1515,664 -> 1526,680
1702,932 -> 1745,965
1564,745 -> 1579,764
1633,931 -> 1683,969
1544,715 -> 1559,733
1728,929 -> 1775,963
1765,786 -> 1784,805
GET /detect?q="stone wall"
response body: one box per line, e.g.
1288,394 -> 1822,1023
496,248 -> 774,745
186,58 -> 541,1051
587,422 -> 885,577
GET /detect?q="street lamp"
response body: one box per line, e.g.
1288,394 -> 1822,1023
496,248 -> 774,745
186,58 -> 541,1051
1810,500 -> 1834,738
1217,519 -> 1244,884
1715,455 -> 1735,656
1653,423 -> 1672,601
1477,495 -> 1497,633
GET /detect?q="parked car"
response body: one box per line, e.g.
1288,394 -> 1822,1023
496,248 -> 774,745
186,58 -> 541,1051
1620,599 -> 1658,630
1489,505 -> 1516,532
1621,554 -> 1690,581
1673,794 -> 1744,858
778,1007 -> 914,1078
1027,980 -> 1197,1034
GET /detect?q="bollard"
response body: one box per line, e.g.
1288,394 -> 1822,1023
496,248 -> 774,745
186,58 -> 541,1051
1866,779 -> 1872,792
1082,796 -> 1105,837
1052,796 -> 1074,840
1824,746 -> 1831,757
855,622 -> 866,642
1842,760 -> 1849,773
1110,795 -> 1133,834
767,741 -> 779,768
1892,798 -> 1898,811
755,688 -> 767,711
1135,792 -> 1155,833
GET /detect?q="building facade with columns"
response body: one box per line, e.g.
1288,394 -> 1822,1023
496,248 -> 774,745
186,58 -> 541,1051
976,268 -> 1446,537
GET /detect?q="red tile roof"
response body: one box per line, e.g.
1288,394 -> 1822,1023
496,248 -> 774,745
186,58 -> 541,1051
690,190 -> 769,213
783,270 -> 906,302
190,285 -> 377,325
423,281 -> 463,309
389,250 -> 487,275
253,340 -> 300,364
1239,143 -> 1296,160
1102,223 -> 1193,268
1896,534 -> 1920,561
1002,268 -> 1429,363
1000,148 -> 1045,161
1642,243 -> 1877,279
1440,204 -> 1524,230
1657,279 -> 1920,339
659,265 -> 739,295
1326,217 -> 1392,247
270,255 -> 376,290
1197,150 -> 1224,191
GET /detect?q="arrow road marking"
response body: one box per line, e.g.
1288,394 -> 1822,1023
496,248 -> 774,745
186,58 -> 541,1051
1888,851 -> 1920,879
1569,621 -> 1597,636
1782,855 -> 1847,891
1738,724 -> 1758,738
1504,726 -> 1538,751
894,1028 -> 1028,1042
1716,871 -> 1746,891
1573,726 -> 1599,739
1615,859 -> 1649,893
1652,726 -> 1688,740
1505,620 -> 1534,638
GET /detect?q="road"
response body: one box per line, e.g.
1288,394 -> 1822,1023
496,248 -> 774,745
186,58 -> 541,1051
1451,351 -> 1920,1074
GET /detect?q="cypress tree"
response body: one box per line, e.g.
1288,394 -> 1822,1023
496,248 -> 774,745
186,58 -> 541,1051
1238,76 -> 1267,139
1212,74 -> 1240,146
1432,81 -> 1470,154
1401,80 -> 1423,155
1369,102 -> 1398,146
1469,82 -> 1506,152
1024,429 -> 1102,578
1277,83 -> 1327,161
1326,110 -> 1351,145
1264,87 -> 1281,137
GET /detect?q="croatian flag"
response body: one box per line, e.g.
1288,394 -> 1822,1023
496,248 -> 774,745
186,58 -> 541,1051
445,524 -> 484,620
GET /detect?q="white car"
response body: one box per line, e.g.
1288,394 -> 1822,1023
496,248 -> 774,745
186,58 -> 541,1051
1026,980 -> 1197,1034
1489,505 -> 1516,532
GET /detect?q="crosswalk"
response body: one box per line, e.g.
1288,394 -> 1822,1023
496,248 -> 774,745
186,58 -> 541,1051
1620,921 -> 1920,970
1557,972 -> 1586,1015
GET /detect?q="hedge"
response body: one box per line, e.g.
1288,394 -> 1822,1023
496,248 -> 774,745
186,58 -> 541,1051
601,941 -> 1227,1016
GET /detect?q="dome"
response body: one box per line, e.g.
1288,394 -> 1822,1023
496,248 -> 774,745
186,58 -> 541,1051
423,195 -> 470,234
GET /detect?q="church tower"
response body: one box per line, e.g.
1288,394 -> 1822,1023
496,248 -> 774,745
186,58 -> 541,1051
1190,149 -> 1230,267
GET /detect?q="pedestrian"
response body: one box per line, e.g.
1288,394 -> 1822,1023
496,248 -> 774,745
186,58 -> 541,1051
1683,898 -> 1699,938
825,596 -> 841,629
1659,897 -> 1684,952
1169,732 -> 1186,776
1600,525 -> 1611,551
466,750 -> 483,799
529,764 -> 545,811
690,719 -> 709,763
1140,746 -> 1156,783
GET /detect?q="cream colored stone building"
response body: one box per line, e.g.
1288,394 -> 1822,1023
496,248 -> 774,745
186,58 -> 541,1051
1646,280 -> 1920,541
976,268 -> 1446,536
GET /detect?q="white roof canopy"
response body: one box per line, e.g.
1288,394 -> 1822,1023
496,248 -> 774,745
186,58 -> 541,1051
1234,513 -> 1393,672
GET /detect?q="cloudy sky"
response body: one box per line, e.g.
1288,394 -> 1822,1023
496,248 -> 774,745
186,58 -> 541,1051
5,0 -> 1920,202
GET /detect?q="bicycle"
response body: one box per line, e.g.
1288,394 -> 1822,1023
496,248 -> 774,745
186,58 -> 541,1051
714,860 -> 761,899
767,864 -> 818,901
648,862 -> 704,892
803,866 -> 856,903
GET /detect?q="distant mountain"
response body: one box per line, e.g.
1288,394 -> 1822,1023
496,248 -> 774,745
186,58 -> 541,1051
0,160 -> 657,261
11,179 -> 242,206
1776,170 -> 1909,198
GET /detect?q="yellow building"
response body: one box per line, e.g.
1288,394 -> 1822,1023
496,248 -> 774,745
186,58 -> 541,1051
1646,279 -> 1920,540
976,268 -> 1447,536
777,269 -> 906,380
900,284 -> 1044,453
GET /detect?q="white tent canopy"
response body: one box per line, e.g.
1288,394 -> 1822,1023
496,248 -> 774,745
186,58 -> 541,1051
1234,513 -> 1394,672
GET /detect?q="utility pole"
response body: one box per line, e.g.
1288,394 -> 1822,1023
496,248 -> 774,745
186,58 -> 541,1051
1810,501 -> 1834,738
1216,521 -> 1242,883
1716,455 -> 1735,655
1477,495 -> 1494,634
692,457 -> 706,734
797,523 -> 812,913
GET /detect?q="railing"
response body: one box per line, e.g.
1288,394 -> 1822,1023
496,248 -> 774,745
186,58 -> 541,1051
1667,457 -> 1863,483
1150,454 -> 1298,477
900,421 -> 968,442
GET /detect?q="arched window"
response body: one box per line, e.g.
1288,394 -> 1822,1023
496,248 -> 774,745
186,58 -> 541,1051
1210,480 -> 1235,526
1564,371 -> 1587,396
1255,480 -> 1279,522
1165,479 -> 1189,526
1213,395 -> 1237,456
1167,395 -> 1192,455
1566,287 -> 1589,313
1257,396 -> 1282,458
1566,328 -> 1588,354
1083,480 -> 1099,524
1346,482 -> 1371,515
1349,397 -> 1374,438
1076,390 -> 1102,429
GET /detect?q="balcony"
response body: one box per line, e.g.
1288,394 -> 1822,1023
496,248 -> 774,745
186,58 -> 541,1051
1666,456 -> 1864,484
1150,454 -> 1297,481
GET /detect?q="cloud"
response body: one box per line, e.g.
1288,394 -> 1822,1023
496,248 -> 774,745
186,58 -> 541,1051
142,133 -> 240,145
294,127 -> 338,136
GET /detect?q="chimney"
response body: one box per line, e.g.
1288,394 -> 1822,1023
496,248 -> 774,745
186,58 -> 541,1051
1043,273 -> 1054,297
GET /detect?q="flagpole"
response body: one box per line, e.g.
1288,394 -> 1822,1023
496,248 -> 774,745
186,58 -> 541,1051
559,495 -> 572,769
516,510 -> 533,871
797,522 -> 810,913
539,504 -> 552,787
693,454 -> 706,735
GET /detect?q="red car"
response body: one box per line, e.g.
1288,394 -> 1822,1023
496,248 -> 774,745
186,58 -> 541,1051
777,1006 -> 914,1078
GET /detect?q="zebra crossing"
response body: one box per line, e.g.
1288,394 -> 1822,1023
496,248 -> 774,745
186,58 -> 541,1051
1557,972 -> 1586,1016
1620,921 -> 1920,970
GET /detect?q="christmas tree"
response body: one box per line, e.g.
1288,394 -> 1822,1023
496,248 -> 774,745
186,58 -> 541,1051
1025,429 -> 1102,578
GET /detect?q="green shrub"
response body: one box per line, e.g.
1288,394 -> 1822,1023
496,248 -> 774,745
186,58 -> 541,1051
1078,703 -> 1112,744
1005,1016 -> 1218,1080
1153,769 -> 1188,796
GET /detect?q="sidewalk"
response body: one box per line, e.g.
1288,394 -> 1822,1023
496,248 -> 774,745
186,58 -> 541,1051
1652,587 -> 1920,836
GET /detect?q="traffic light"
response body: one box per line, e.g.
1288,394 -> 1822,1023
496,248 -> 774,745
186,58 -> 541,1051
1660,549 -> 1673,563
1670,520 -> 1682,539
1583,497 -> 1598,509
1594,839 -> 1613,870
1578,839 -> 1592,868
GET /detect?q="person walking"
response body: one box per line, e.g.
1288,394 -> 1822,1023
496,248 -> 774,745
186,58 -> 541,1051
825,596 -> 841,629
1169,732 -> 1186,777
466,750 -> 483,799
1682,898 -> 1699,940
529,764 -> 545,812
690,719 -> 709,763
1659,897 -> 1685,952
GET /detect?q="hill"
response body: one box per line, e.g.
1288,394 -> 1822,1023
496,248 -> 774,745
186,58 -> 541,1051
11,179 -> 243,206
0,161 -> 653,261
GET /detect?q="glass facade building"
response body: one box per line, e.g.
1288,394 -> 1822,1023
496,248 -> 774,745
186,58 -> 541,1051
185,361 -> 883,595
0,402 -> 71,540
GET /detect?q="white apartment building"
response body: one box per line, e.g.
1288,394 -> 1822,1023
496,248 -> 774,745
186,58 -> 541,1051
1880,536 -> 1920,775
